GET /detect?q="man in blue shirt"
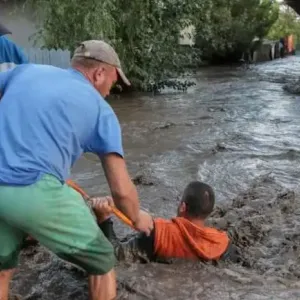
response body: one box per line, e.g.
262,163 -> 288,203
0,40 -> 153,300
0,22 -> 28,72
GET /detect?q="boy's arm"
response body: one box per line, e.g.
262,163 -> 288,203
98,217 -> 156,263
98,218 -> 119,248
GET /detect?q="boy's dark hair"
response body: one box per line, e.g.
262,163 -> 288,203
182,181 -> 215,219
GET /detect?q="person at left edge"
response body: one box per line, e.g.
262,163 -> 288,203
0,21 -> 28,72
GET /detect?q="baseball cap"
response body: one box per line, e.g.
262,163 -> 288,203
72,40 -> 130,86
0,22 -> 11,36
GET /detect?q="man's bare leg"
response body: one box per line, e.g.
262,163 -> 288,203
88,269 -> 116,300
0,269 -> 14,300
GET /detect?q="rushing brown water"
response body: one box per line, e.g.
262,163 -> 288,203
12,56 -> 300,299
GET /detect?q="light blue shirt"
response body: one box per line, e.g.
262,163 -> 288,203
0,36 -> 28,71
0,64 -> 123,185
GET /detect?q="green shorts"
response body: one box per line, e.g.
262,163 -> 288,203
0,175 -> 115,274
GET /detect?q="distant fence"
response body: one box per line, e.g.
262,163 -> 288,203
24,48 -> 71,69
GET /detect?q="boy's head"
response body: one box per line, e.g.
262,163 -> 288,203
177,181 -> 215,220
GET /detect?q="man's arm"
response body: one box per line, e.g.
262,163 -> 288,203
101,155 -> 153,234
85,103 -> 153,234
101,154 -> 139,224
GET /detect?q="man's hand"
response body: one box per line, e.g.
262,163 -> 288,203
133,210 -> 154,236
91,196 -> 114,223
91,195 -> 154,235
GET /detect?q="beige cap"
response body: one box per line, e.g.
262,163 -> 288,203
73,40 -> 130,86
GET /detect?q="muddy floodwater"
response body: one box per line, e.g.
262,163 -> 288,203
12,56 -> 300,299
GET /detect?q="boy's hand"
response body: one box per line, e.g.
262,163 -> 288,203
91,196 -> 114,223
134,210 -> 154,236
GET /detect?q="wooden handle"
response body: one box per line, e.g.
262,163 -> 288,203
66,179 -> 135,229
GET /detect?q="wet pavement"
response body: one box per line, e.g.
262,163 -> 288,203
12,56 -> 300,299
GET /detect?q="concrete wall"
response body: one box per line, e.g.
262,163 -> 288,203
0,2 -> 40,48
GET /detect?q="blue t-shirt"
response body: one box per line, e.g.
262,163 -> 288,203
0,36 -> 28,71
0,64 -> 123,185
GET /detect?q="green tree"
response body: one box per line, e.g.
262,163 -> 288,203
25,0 -> 203,92
267,4 -> 300,44
25,0 -> 279,91
194,0 -> 279,63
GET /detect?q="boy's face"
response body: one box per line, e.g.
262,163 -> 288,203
177,201 -> 187,217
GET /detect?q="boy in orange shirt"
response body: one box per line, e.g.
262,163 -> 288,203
92,181 -> 239,263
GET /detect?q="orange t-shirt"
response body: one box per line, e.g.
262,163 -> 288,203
154,217 -> 229,260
